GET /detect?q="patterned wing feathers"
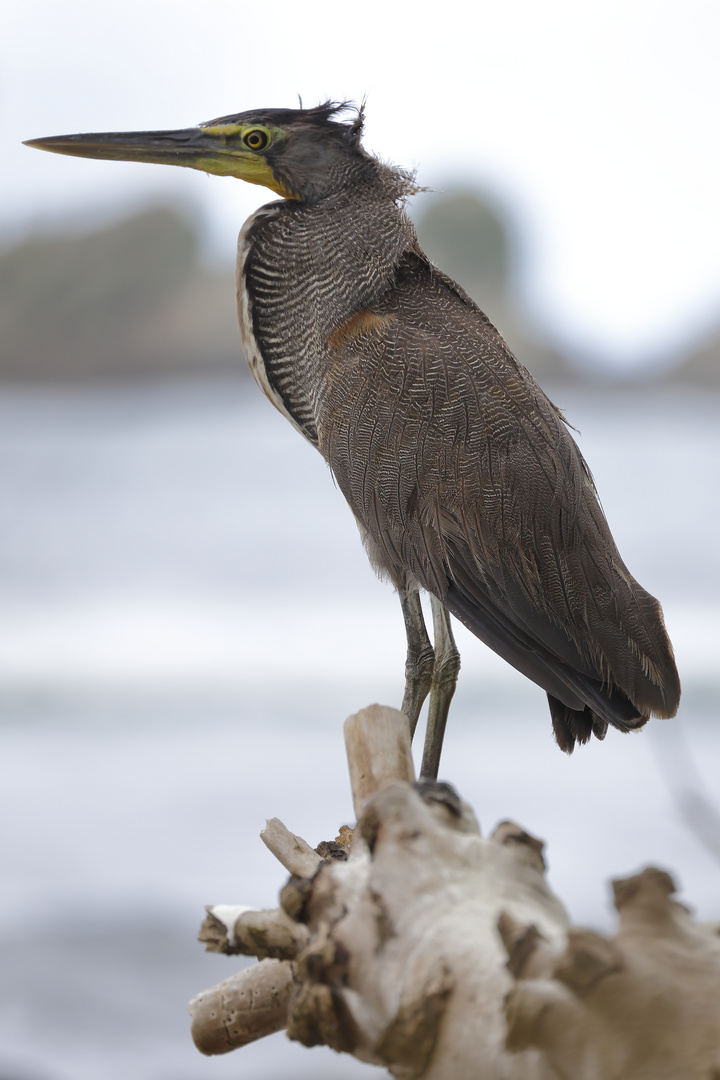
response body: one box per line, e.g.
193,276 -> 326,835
317,254 -> 680,749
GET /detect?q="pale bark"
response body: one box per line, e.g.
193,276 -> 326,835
189,958 -> 295,1055
344,703 -> 416,813
260,817 -> 322,877
503,866 -> 720,1079
199,904 -> 309,960
189,703 -> 720,1078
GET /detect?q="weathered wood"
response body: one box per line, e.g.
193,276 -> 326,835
191,704 -> 720,1078
504,866 -> 720,1078
280,780 -> 568,1078
199,904 -> 309,960
189,958 -> 295,1055
344,703 -> 415,816
260,817 -> 321,878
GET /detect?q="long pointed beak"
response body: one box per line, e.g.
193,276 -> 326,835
24,127 -> 237,171
23,126 -> 291,196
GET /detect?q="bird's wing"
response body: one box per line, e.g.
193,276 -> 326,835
317,252 -> 679,726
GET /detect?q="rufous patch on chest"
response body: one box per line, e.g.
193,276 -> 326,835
327,309 -> 396,351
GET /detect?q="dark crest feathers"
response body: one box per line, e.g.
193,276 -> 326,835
207,100 -> 365,143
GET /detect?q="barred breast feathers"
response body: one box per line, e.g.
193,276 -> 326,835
236,203 -> 317,443
236,172 -> 417,450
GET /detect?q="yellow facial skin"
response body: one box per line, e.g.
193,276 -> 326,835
193,123 -> 292,195
24,122 -> 294,198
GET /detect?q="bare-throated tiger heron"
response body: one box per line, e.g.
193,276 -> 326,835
25,102 -> 681,778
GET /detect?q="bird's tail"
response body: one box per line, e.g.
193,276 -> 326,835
548,695 -> 632,754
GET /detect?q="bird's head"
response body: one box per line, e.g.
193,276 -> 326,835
24,102 -> 373,202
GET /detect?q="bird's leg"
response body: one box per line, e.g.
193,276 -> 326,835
399,587 -> 435,739
420,597 -> 461,780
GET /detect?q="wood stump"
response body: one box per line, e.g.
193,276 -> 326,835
188,704 -> 720,1078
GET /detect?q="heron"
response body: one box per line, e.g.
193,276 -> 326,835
25,102 -> 680,778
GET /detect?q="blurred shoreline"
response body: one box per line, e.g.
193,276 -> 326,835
2,199 -> 718,1080
3,199 -> 719,386
1,377 -> 718,1080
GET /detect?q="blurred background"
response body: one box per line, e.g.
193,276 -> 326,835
2,1 -> 719,1077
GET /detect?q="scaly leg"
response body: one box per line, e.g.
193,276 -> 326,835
398,586 -> 435,739
420,596 -> 461,780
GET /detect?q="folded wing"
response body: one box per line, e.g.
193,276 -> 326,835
318,252 -> 680,749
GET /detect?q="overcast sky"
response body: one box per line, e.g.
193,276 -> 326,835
3,0 -> 719,369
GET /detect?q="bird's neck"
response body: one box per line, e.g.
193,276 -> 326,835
237,172 -> 417,442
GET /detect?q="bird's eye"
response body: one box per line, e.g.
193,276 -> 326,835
243,129 -> 268,151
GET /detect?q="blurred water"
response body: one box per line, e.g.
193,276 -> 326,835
1,378 -> 719,1080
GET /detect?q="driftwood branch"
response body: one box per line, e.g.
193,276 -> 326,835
503,865 -> 720,1078
189,958 -> 295,1054
199,904 -> 309,959
344,703 -> 416,814
260,817 -> 322,877
189,703 -> 720,1078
